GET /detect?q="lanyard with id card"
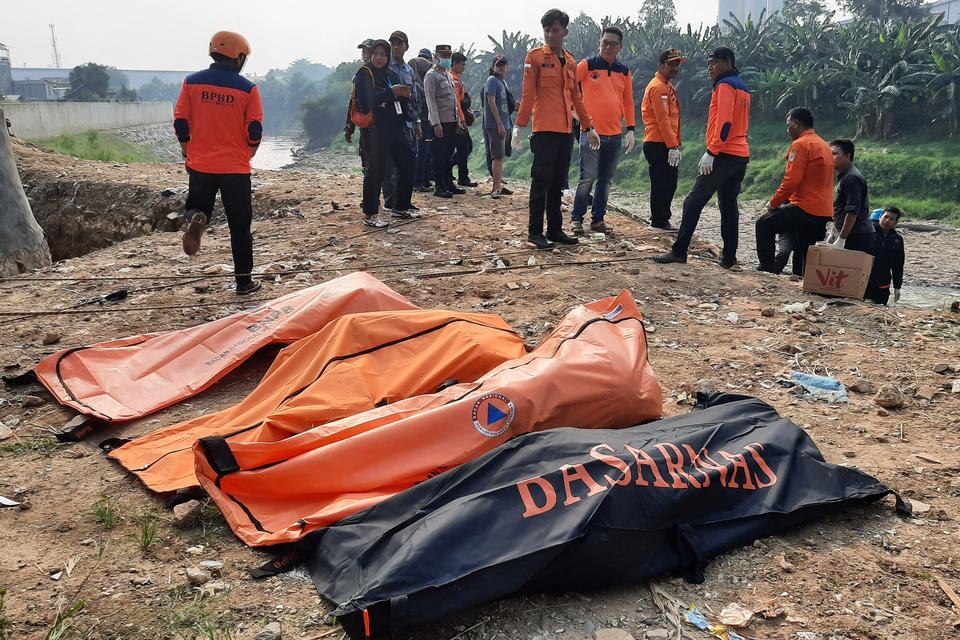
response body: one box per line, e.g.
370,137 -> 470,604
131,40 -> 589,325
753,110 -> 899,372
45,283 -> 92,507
386,78 -> 403,115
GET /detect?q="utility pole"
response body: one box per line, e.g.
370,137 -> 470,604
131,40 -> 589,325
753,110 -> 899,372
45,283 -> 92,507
49,23 -> 62,68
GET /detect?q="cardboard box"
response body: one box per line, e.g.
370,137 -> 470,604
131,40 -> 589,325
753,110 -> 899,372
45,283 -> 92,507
802,245 -> 874,299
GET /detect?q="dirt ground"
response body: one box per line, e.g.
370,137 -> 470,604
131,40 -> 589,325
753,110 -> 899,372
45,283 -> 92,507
2,139 -> 960,640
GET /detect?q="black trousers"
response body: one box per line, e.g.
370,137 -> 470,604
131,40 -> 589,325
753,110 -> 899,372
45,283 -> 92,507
358,127 -> 371,174
363,127 -> 414,216
774,232 -> 797,275
431,122 -> 457,192
755,205 -> 829,275
672,154 -> 748,261
452,130 -> 473,182
529,131 -> 574,236
185,169 -> 253,285
845,231 -> 876,254
643,142 -> 678,226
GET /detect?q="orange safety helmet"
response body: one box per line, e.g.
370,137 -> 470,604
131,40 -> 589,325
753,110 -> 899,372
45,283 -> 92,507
208,30 -> 251,60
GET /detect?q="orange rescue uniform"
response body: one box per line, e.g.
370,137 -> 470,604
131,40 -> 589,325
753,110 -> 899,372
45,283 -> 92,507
705,72 -> 750,158
575,57 -> 635,136
515,45 -> 593,133
174,63 -> 264,174
452,71 -> 466,122
641,71 -> 681,149
769,129 -> 834,217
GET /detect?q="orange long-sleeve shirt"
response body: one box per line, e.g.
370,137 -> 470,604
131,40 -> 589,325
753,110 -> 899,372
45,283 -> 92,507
515,45 -> 593,134
173,63 -> 263,175
452,71 -> 466,122
641,71 -> 681,149
769,129 -> 834,217
575,56 -> 634,136
705,71 -> 750,158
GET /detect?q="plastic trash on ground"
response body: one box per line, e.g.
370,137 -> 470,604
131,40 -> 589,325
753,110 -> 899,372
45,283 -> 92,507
789,371 -> 849,403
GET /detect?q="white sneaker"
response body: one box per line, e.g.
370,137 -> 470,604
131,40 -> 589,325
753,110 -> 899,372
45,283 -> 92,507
363,214 -> 389,228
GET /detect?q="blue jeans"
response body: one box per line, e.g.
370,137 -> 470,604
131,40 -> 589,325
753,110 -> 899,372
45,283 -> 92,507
571,133 -> 622,223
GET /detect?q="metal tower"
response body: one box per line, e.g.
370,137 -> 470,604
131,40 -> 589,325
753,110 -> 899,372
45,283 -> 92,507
49,24 -> 61,68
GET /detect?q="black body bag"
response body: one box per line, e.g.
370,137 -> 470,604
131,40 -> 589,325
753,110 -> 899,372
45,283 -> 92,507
305,393 -> 903,639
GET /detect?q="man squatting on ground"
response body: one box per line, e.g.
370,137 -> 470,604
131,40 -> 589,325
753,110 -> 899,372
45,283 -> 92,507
177,30 -> 264,296
568,25 -> 636,237
755,107 -> 834,276
513,8 -> 601,251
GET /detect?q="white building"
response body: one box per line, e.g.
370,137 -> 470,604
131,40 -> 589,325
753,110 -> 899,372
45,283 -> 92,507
718,0 -> 785,24
929,0 -> 960,24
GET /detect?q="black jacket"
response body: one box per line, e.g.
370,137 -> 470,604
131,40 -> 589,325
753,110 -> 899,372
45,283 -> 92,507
871,221 -> 905,289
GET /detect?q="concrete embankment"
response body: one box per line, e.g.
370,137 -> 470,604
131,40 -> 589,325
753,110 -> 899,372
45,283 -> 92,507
3,101 -> 172,139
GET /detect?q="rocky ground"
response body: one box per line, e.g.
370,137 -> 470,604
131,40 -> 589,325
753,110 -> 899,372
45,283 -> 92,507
2,139 -> 960,640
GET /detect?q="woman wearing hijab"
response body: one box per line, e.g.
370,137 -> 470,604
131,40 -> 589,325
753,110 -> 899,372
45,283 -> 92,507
354,39 -> 416,227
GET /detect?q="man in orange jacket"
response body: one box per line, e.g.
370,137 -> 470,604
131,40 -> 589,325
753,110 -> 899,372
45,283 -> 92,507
655,47 -> 750,269
513,8 -> 600,250
569,26 -> 636,236
642,49 -> 684,231
176,31 -> 264,295
755,107 -> 834,275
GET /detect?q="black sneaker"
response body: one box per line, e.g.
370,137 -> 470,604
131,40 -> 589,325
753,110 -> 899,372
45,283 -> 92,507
434,190 -> 453,199
571,220 -> 584,236
236,279 -> 262,295
590,221 -> 610,233
450,186 -> 467,195
720,257 -> 739,270
500,187 -> 514,195
458,179 -> 478,187
526,234 -> 555,250
414,184 -> 433,193
546,230 -> 579,246
182,210 -> 207,256
407,204 -> 420,212
653,251 -> 687,264
650,222 -> 678,233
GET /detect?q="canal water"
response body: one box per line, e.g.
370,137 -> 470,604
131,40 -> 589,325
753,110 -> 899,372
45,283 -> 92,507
251,135 -> 301,171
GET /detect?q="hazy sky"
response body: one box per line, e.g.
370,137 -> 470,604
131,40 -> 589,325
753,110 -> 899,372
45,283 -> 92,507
4,1 -> 720,75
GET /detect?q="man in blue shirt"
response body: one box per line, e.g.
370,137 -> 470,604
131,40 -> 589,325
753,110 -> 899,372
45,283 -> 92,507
383,30 -> 423,213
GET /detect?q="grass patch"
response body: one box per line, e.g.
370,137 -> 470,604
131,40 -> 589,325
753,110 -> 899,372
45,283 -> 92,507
34,129 -> 162,164
0,437 -> 60,457
44,598 -> 85,640
0,589 -> 13,640
157,585 -> 236,639
132,511 -> 160,555
197,499 -> 227,543
93,494 -> 121,530
479,116 -> 960,225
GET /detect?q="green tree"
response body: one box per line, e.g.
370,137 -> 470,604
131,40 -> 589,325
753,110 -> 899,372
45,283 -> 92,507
115,85 -> 138,103
138,77 -> 181,102
640,0 -> 678,31
841,0 -> 929,20
566,12 -> 602,60
783,0 -> 829,22
68,63 -> 109,101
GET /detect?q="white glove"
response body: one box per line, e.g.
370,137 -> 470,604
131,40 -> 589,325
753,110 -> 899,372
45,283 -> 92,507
824,227 -> 839,244
698,152 -> 714,175
894,288 -> 901,303
832,236 -> 846,249
586,128 -> 601,151
623,130 -> 635,155
668,148 -> 681,167
511,127 -> 522,151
